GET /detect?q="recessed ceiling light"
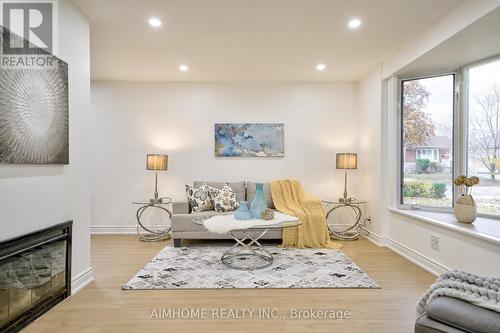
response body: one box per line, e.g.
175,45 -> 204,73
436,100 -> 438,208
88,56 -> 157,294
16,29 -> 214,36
179,64 -> 189,72
148,17 -> 162,28
347,18 -> 362,29
316,64 -> 326,71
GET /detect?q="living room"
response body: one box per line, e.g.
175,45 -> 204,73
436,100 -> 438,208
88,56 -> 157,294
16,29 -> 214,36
1,0 -> 500,332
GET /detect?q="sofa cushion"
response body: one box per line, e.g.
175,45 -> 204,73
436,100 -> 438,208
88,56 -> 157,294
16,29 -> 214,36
247,182 -> 274,208
172,210 -> 233,232
426,296 -> 500,333
208,185 -> 240,212
194,181 -> 246,202
185,184 -> 213,212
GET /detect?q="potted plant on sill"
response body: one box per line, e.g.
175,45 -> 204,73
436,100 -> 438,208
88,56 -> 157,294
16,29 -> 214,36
454,175 -> 480,224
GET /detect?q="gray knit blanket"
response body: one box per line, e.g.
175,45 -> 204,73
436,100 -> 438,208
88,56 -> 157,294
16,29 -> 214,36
417,271 -> 500,315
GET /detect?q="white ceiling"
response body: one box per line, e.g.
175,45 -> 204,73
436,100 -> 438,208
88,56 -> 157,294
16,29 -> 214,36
71,0 -> 463,82
396,6 -> 500,78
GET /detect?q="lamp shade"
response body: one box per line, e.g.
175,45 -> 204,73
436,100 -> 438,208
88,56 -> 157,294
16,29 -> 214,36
336,153 -> 357,169
146,154 -> 168,171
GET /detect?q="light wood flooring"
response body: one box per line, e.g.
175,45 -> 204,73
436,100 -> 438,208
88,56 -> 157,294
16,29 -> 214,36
25,235 -> 435,333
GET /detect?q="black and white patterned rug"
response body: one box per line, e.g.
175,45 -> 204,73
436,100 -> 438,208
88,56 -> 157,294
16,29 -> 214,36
123,246 -> 379,289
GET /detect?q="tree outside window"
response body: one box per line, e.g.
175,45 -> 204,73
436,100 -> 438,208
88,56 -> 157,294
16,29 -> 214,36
467,60 -> 500,216
401,75 -> 454,208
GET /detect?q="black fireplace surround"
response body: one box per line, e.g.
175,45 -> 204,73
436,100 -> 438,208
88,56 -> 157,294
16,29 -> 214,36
0,221 -> 72,332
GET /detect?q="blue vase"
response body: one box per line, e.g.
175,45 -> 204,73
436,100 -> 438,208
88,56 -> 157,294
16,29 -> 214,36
234,201 -> 252,220
250,183 -> 268,219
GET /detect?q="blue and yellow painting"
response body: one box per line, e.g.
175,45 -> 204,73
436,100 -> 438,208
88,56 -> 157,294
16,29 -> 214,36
215,123 -> 285,157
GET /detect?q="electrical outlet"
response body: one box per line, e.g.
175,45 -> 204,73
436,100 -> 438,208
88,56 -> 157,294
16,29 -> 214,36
430,235 -> 439,251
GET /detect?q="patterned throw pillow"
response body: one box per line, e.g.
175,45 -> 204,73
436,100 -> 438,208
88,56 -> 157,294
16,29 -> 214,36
208,184 -> 240,212
185,184 -> 213,212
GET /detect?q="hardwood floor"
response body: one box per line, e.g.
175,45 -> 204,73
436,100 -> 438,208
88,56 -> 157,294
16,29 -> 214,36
25,235 -> 435,333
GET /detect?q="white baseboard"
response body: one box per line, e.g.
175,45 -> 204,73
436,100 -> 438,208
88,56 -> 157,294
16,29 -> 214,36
91,224 -> 169,235
71,267 -> 94,294
363,231 -> 449,276
91,225 -> 137,234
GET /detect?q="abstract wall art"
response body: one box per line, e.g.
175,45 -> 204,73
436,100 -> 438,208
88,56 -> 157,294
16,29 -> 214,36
215,123 -> 285,157
0,26 -> 69,164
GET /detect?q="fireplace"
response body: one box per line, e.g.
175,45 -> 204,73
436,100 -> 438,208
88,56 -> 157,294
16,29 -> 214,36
0,221 -> 72,332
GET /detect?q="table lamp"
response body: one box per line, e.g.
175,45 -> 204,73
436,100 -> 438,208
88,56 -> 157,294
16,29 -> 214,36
336,153 -> 357,203
146,154 -> 168,203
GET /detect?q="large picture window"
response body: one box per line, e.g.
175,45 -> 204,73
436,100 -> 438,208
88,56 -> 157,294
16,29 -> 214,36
399,56 -> 500,218
400,75 -> 455,208
466,59 -> 500,216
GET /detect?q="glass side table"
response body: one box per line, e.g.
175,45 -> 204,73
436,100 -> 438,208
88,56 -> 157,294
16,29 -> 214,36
322,200 -> 366,240
132,197 -> 172,242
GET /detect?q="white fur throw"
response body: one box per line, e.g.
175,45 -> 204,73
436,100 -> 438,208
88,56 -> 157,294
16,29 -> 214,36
417,271 -> 500,315
203,212 -> 299,234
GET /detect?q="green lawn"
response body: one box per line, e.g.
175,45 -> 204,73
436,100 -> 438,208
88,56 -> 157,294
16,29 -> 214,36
403,197 -> 451,208
404,173 -> 451,184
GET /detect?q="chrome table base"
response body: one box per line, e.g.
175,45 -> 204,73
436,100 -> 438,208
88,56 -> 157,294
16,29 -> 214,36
221,229 -> 274,270
323,201 -> 365,240
133,199 -> 172,242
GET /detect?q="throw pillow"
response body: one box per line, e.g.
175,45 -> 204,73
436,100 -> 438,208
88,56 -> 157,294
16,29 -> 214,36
185,184 -> 213,212
208,184 -> 240,212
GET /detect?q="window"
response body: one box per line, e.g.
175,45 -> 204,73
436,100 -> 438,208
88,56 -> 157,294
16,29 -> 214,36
399,56 -> 500,218
466,59 -> 500,216
401,75 -> 455,208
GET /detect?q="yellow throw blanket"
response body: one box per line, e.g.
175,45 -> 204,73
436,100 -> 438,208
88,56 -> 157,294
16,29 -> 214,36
270,180 -> 342,249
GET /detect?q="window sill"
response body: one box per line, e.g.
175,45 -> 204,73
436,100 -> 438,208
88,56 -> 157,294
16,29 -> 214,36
388,208 -> 500,246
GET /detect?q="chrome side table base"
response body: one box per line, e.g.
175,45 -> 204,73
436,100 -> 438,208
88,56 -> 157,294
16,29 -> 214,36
221,229 -> 274,270
133,198 -> 172,242
323,200 -> 365,241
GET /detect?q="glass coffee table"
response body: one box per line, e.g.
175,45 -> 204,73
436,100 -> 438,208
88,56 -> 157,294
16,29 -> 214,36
193,217 -> 301,271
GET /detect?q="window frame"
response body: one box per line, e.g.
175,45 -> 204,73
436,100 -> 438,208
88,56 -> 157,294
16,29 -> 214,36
397,54 -> 500,220
461,54 -> 500,220
398,71 -> 458,213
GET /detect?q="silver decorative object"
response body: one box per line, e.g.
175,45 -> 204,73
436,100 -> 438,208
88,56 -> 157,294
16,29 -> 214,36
260,208 -> 275,220
0,26 -> 68,164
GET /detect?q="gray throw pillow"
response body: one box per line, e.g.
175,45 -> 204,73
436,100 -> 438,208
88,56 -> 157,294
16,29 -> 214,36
185,184 -> 213,212
208,184 -> 240,212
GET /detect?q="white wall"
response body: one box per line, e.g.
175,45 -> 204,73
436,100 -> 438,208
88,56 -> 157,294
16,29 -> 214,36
90,82 -> 360,229
388,212 -> 500,276
0,0 -> 92,290
358,66 -> 383,236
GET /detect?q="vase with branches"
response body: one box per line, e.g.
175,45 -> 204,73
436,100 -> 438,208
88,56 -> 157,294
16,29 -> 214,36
453,175 -> 480,223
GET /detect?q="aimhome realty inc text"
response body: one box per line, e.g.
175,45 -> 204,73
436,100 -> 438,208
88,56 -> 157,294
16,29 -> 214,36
151,308 -> 352,320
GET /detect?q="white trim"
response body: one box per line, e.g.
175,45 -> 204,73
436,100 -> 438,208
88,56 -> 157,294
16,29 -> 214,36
389,208 -> 500,246
91,224 -> 169,234
363,231 -> 449,276
91,225 -> 137,234
71,267 -> 94,294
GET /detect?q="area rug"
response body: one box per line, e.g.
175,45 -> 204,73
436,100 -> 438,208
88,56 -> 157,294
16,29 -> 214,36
123,246 -> 379,289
